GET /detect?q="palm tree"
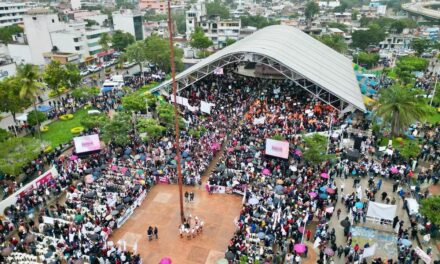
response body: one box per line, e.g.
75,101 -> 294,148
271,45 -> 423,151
373,85 -> 433,136
17,64 -> 42,139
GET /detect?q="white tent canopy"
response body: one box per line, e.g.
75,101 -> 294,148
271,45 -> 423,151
152,25 -> 365,112
366,201 -> 397,222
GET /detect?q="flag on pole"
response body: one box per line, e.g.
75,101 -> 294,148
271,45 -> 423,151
133,241 -> 138,254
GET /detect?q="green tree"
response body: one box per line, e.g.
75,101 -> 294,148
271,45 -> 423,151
80,113 -> 109,129
157,102 -> 184,128
111,30 -> 135,51
26,110 -> 46,127
144,34 -> 183,72
125,41 -> 148,73
98,32 -> 111,52
136,118 -> 166,140
0,77 -> 30,122
327,22 -> 348,32
144,91 -> 158,108
353,52 -> 380,68
333,2 -> 348,12
420,196 -> 440,225
43,60 -> 67,97
65,63 -> 81,89
0,24 -> 23,44
373,85 -> 433,136
240,15 -> 280,29
351,24 -> 386,50
122,93 -> 146,112
190,27 -> 213,56
18,64 -> 43,138
101,113 -> 132,145
390,20 -> 406,34
317,34 -> 348,53
206,0 -> 230,19
0,128 -> 10,142
397,141 -> 421,160
71,86 -> 100,101
302,134 -> 333,165
411,38 -> 431,56
305,1 -> 320,21
0,137 -> 43,176
173,11 -> 186,34
225,38 -> 236,46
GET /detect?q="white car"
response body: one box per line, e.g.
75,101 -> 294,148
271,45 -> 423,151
87,65 -> 101,72
123,61 -> 136,69
80,69 -> 89,76
103,61 -> 112,68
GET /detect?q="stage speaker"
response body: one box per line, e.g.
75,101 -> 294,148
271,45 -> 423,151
353,136 -> 363,151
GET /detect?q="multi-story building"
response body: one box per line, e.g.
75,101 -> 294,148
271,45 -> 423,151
378,34 -> 413,51
0,2 -> 28,28
186,2 -> 206,38
113,9 -> 144,41
139,0 -> 167,12
7,9 -> 112,65
199,16 -> 241,48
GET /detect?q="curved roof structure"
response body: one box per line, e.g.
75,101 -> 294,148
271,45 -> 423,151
153,25 -> 365,112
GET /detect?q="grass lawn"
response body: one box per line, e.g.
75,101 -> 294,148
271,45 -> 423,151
38,109 -> 88,148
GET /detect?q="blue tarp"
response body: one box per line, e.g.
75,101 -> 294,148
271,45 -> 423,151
36,105 -> 53,112
101,86 -> 113,93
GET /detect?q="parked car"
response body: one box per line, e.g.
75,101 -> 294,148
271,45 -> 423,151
103,61 -> 113,68
87,65 -> 101,72
80,69 -> 89,76
123,61 -> 136,69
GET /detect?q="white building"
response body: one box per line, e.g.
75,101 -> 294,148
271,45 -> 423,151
113,9 -> 144,41
0,2 -> 28,28
71,0 -> 82,10
185,2 -> 206,38
199,17 -> 241,48
8,9 -> 111,65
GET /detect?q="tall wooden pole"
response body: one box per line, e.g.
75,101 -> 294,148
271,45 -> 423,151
167,0 -> 185,224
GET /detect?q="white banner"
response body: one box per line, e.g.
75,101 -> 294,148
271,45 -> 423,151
366,202 -> 397,221
200,101 -> 214,114
253,116 -> 266,125
361,243 -> 377,258
415,246 -> 431,264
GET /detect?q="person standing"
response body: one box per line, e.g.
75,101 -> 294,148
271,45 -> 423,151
147,226 -> 153,241
184,191 -> 189,203
189,192 -> 194,202
154,226 -> 158,240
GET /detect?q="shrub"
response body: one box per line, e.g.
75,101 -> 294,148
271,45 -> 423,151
70,126 -> 84,134
59,114 -> 74,121
40,125 -> 49,132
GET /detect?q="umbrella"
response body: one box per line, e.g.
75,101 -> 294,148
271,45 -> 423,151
293,243 -> 306,254
182,152 -> 189,158
326,187 -> 335,194
294,149 -> 302,156
137,169 -> 144,175
257,232 -> 265,239
355,202 -> 364,209
319,186 -> 327,193
320,173 -> 329,179
160,258 -> 172,264
111,165 -> 118,171
217,259 -> 228,264
262,168 -> 270,175
319,193 -> 328,199
401,239 -> 411,246
85,174 -> 94,184
123,197 -> 131,203
111,210 -> 119,216
70,155 -> 78,161
340,219 -> 350,228
225,251 -> 235,261
324,247 -> 334,256
298,226 -> 305,233
390,167 -> 398,174
248,197 -> 259,205
37,105 -> 53,112
309,192 -> 317,198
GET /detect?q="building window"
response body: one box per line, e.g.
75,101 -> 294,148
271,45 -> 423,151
52,19 -> 55,23
32,17 -> 36,20
133,16 -> 144,41
75,46 -> 80,51
74,38 -> 79,42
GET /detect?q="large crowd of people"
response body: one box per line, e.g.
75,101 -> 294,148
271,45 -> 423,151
0,63 -> 438,264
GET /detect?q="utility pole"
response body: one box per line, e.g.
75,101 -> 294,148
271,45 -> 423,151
167,0 -> 185,224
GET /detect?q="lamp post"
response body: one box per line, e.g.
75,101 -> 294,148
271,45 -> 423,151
167,0 -> 185,224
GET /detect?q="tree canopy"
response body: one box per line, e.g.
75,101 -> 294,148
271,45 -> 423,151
420,196 -> 440,225
136,118 -> 166,140
0,77 -> 30,122
111,30 -> 135,51
206,0 -> 230,19
302,134 -> 333,165
240,15 -> 279,29
98,32 -> 111,52
101,113 -> 132,146
305,1 -> 320,20
317,34 -> 347,53
125,41 -> 148,73
353,52 -> 380,69
351,24 -> 386,50
190,27 -> 213,55
0,24 -> 23,44
122,93 -> 147,113
373,85 -> 433,136
144,34 -> 184,72
0,137 -> 43,176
